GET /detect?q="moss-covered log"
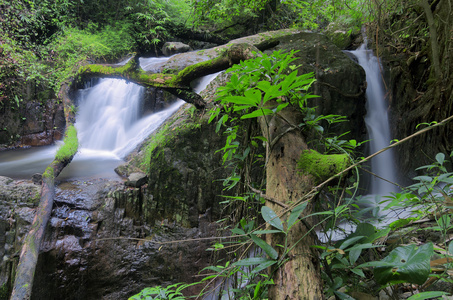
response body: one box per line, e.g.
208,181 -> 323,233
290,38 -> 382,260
68,29 -> 302,110
75,43 -> 260,109
10,121 -> 78,299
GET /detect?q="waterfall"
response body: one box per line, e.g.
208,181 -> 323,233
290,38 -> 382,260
0,58 -> 220,180
318,44 -> 401,241
350,44 -> 398,196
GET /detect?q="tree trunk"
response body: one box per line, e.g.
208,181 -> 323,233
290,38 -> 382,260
261,107 -> 324,299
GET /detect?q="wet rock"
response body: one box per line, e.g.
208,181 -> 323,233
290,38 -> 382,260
125,172 -> 148,188
161,42 -> 192,56
114,162 -> 143,178
0,176 -> 41,206
27,179 -> 217,299
31,173 -> 42,185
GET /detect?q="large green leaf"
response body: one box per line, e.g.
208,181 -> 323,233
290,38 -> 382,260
359,243 -> 433,285
232,257 -> 271,266
287,202 -> 308,229
241,108 -> 274,119
261,206 -> 284,232
250,234 -> 278,260
407,291 -> 449,300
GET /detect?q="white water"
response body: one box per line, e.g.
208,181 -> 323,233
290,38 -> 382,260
352,44 -> 399,195
0,58 -> 220,180
319,44 -> 401,242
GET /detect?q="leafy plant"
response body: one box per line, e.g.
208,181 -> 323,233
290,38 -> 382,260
129,283 -> 192,300
359,243 -> 434,286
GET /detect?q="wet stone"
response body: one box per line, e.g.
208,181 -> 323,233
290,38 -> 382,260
125,172 -> 148,188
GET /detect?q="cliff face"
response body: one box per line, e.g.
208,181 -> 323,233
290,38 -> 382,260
0,87 -> 65,148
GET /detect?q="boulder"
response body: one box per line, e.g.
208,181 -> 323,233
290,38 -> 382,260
161,42 -> 192,56
125,172 -> 148,188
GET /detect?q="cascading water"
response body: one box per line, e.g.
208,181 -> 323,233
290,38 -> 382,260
319,44 -> 401,242
0,57 -> 220,180
351,44 -> 399,196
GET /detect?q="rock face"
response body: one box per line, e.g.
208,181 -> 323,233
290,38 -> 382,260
0,177 -> 41,299
0,178 -> 217,299
0,84 -> 65,148
123,104 -> 233,228
267,32 -> 367,141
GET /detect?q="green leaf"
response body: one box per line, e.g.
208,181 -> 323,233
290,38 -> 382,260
275,102 -> 289,112
287,202 -> 308,229
360,243 -> 434,285
333,291 -> 355,300
250,234 -> 278,259
251,259 -> 277,274
389,218 -> 415,230
348,243 -> 378,265
231,228 -> 246,235
449,241 -> 453,256
406,291 -> 449,300
261,206 -> 284,232
233,257 -> 271,266
435,153 -> 446,165
244,88 -> 262,105
241,108 -> 274,119
253,230 -> 283,234
413,175 -> 433,182
223,95 -> 255,106
339,236 -> 365,250
351,267 -> 365,278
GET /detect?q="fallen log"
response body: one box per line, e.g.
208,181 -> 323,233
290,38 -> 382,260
10,124 -> 78,300
75,43 -> 260,109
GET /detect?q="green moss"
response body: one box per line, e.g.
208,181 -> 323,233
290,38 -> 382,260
55,125 -> 78,161
298,149 -> 351,184
42,166 -> 54,180
140,123 -> 172,171
0,282 -> 9,300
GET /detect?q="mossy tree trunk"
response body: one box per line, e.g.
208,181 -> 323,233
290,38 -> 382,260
260,107 -> 324,299
10,118 -> 78,299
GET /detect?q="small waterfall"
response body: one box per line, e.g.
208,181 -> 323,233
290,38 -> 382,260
76,79 -> 145,152
0,57 -> 220,180
350,44 -> 398,195
318,44 -> 402,241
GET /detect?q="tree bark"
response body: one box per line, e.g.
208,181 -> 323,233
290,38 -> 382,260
260,107 -> 324,299
419,0 -> 442,82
